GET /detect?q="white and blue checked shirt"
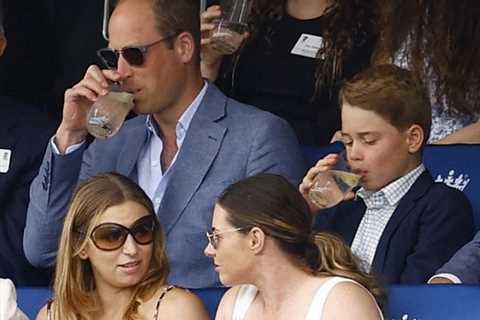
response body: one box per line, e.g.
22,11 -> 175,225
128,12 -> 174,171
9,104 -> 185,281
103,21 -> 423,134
351,164 -> 426,272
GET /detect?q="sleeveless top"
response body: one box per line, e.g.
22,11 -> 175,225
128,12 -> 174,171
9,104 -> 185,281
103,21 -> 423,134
46,285 -> 174,320
231,277 -> 383,320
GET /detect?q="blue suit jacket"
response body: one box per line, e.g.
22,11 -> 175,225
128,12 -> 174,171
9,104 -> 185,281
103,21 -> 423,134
314,171 -> 474,284
24,84 -> 306,288
435,231 -> 480,284
0,97 -> 56,286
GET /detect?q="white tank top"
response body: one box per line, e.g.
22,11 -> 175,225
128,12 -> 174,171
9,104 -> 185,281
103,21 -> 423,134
231,277 -> 383,320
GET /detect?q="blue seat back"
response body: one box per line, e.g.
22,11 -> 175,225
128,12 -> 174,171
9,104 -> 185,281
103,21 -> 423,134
388,284 -> 480,319
16,286 -> 226,320
422,144 -> 480,230
302,143 -> 480,229
16,287 -> 52,319
191,287 -> 227,319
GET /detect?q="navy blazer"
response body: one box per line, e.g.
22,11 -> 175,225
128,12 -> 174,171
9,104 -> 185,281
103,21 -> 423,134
314,171 -> 475,284
0,97 -> 56,286
25,84 -> 306,288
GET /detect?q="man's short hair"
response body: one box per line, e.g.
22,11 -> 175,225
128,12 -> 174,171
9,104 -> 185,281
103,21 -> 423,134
340,64 -> 431,144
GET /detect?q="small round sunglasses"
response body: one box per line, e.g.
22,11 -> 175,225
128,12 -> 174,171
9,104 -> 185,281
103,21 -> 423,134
96,33 -> 178,69
206,227 -> 245,249
81,214 -> 157,251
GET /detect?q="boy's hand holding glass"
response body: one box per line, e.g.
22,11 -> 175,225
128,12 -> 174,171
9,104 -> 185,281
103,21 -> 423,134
301,151 -> 360,210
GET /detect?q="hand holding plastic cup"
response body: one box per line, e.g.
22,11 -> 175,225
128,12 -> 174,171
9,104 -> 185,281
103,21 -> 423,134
86,83 -> 134,139
210,0 -> 251,54
308,151 -> 360,209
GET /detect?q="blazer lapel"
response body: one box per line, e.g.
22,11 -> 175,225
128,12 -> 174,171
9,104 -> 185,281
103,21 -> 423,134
371,171 -> 434,272
116,117 -> 148,180
160,85 -> 227,233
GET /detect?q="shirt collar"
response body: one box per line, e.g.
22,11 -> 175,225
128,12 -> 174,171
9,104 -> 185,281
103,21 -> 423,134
145,81 -> 208,144
357,164 -> 426,208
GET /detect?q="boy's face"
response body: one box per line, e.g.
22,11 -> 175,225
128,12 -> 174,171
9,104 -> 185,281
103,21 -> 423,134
341,102 -> 421,191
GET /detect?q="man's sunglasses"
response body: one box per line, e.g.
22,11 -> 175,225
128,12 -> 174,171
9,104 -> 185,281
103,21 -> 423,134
96,33 -> 178,69
82,214 -> 157,251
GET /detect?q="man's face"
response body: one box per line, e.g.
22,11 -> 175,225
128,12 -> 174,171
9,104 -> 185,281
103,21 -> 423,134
341,102 -> 419,191
107,0 -> 185,117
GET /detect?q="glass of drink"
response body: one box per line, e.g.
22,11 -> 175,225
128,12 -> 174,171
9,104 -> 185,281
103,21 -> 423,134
86,83 -> 134,139
211,0 -> 251,55
308,151 -> 360,209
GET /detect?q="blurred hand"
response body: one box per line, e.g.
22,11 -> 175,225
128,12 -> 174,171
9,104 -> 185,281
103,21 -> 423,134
55,65 -> 121,153
200,5 -> 249,80
429,276 -> 455,284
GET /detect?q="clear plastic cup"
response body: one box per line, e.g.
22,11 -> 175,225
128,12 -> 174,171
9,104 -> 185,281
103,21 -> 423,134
86,84 -> 134,139
308,151 -> 360,209
210,0 -> 251,54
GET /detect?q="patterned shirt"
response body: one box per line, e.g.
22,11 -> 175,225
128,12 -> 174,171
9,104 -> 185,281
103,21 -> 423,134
351,164 -> 426,272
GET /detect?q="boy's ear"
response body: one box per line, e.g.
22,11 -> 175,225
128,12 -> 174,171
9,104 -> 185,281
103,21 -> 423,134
406,124 -> 424,153
174,31 -> 195,64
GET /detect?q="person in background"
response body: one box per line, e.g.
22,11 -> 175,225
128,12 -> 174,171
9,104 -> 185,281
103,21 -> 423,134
24,0 -> 305,289
0,278 -> 28,320
374,0 -> 480,144
205,173 -> 384,320
0,0 -> 56,286
201,0 -> 377,145
429,231 -> 480,284
300,64 -> 474,284
36,173 -> 209,320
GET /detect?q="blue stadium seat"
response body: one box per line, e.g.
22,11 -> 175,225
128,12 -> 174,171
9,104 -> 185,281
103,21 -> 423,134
301,143 -> 480,229
16,287 -> 52,319
16,286 -> 226,320
388,284 -> 480,320
191,287 -> 227,319
422,144 -> 480,230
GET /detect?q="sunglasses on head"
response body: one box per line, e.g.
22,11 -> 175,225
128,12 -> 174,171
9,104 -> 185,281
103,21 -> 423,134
85,214 -> 157,251
96,33 -> 178,69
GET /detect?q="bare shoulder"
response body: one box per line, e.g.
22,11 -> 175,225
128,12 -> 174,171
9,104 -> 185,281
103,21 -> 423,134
215,286 -> 243,320
146,286 -> 210,320
323,281 -> 383,320
36,303 -> 49,320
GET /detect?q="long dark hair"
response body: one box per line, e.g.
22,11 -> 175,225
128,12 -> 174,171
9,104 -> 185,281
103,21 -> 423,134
232,0 -> 378,99
217,173 -> 385,308
374,0 -> 480,116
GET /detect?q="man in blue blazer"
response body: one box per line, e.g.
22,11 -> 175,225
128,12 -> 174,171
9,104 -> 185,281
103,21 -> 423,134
430,231 -> 480,284
24,0 -> 305,288
300,65 -> 474,284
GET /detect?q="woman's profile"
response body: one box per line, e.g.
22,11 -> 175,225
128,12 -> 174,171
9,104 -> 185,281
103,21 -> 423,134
205,173 -> 384,320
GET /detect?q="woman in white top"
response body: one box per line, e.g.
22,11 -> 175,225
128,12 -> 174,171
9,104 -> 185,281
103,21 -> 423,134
36,173 -> 208,320
0,278 -> 28,320
204,174 -> 384,320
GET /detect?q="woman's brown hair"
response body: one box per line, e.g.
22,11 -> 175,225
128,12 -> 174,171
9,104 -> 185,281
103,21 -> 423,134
52,172 -> 169,320
217,173 -> 385,308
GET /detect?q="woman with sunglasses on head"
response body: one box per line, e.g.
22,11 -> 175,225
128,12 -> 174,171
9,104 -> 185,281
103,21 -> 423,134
36,173 -> 209,320
204,173 -> 384,320
200,0 -> 377,145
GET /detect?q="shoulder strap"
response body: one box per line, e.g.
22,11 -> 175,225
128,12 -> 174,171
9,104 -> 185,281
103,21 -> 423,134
153,285 -> 175,320
46,299 -> 54,320
232,285 -> 258,320
305,277 -> 355,320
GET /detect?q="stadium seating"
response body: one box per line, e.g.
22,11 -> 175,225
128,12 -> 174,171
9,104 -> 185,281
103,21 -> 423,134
387,284 -> 480,320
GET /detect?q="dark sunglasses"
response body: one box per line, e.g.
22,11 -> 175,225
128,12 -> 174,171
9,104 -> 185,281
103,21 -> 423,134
96,33 -> 178,69
85,215 -> 157,251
